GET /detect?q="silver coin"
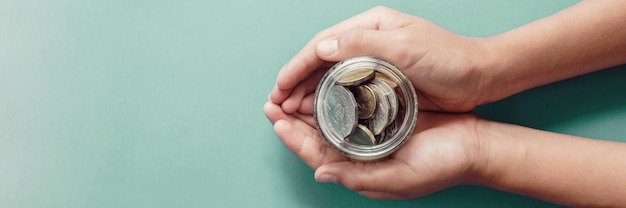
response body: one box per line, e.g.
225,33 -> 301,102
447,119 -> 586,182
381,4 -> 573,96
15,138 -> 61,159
385,120 -> 401,136
395,87 -> 406,108
365,84 -> 390,135
347,124 -> 376,146
325,85 -> 358,138
371,79 -> 398,126
385,91 -> 406,142
374,72 -> 398,89
396,101 -> 406,123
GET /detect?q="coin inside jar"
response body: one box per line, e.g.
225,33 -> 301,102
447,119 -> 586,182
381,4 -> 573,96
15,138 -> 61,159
364,84 -> 390,136
347,124 -> 376,146
351,85 -> 377,119
371,79 -> 398,126
313,56 -> 418,161
336,68 -> 375,86
375,72 -> 398,89
325,85 -> 358,138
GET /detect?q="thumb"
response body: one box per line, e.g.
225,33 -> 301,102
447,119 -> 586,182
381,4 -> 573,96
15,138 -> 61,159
316,29 -> 404,63
314,160 -> 408,193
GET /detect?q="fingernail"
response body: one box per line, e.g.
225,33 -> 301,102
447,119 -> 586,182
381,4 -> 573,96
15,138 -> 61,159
316,173 -> 337,183
317,39 -> 338,56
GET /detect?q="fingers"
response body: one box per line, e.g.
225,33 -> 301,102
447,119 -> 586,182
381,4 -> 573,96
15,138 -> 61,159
269,84 -> 292,105
280,68 -> 326,113
271,6 -> 411,104
292,112 -> 316,128
314,160 -> 415,194
266,101 -> 345,169
298,93 -> 315,115
264,101 -> 291,125
316,29 -> 413,66
281,84 -> 307,113
357,191 -> 408,200
278,27 -> 417,113
274,118 -> 344,169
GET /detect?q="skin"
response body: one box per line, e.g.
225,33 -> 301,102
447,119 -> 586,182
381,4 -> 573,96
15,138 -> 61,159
265,1 -> 626,207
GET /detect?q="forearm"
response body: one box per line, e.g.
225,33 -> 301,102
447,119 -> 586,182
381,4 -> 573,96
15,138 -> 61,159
480,0 -> 626,103
474,120 -> 626,207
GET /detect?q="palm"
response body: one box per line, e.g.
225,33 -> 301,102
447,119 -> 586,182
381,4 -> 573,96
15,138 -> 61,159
264,101 -> 480,199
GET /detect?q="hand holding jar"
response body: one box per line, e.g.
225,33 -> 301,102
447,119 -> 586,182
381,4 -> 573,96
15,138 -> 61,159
265,3 -> 626,207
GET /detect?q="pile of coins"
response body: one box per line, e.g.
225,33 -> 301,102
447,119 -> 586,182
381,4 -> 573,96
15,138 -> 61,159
314,56 -> 417,160
325,68 -> 406,146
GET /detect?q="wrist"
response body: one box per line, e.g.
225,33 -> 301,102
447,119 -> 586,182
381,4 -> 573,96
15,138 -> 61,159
466,119 -> 526,186
471,37 -> 520,106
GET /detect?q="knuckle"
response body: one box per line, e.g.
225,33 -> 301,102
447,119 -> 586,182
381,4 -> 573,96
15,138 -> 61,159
341,178 -> 367,192
339,30 -> 366,49
313,29 -> 332,41
394,29 -> 412,42
371,5 -> 391,13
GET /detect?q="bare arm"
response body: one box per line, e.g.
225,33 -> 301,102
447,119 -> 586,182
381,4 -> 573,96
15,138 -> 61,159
476,3 -> 626,203
480,0 -> 626,104
475,120 -> 626,207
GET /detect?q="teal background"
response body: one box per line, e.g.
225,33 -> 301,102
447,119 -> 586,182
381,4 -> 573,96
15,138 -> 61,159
3,0 -> 625,207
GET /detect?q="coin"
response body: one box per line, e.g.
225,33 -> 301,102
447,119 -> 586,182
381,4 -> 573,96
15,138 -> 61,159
395,104 -> 406,128
386,98 -> 405,144
347,124 -> 376,146
383,120 -> 398,144
325,85 -> 358,138
375,128 -> 386,145
336,68 -> 375,86
375,72 -> 398,89
351,85 -> 377,119
371,79 -> 398,126
365,84 -> 390,135
395,87 -> 406,108
313,56 -> 418,161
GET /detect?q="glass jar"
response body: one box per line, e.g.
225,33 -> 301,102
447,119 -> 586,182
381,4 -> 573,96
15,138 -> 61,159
313,56 -> 418,160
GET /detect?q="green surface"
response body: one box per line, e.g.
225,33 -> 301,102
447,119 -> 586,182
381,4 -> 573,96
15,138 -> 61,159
4,0 -> 625,207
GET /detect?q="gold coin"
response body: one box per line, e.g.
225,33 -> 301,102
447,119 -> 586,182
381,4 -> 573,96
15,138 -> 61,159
347,124 -> 376,146
336,68 -> 375,86
365,84 -> 390,135
375,72 -> 398,89
351,85 -> 377,119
